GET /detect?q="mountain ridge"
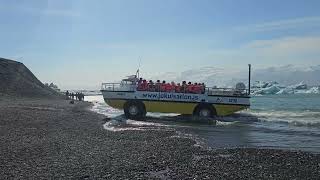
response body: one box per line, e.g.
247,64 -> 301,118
0,58 -> 62,98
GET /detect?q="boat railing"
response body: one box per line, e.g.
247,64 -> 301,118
101,83 -> 249,97
206,87 -> 249,97
101,83 -> 137,92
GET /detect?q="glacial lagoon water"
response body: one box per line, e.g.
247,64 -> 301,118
85,94 -> 320,153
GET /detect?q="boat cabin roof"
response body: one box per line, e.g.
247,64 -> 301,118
121,75 -> 138,83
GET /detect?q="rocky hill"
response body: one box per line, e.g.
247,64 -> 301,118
0,58 -> 62,98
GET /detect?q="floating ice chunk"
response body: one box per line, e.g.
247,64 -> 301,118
254,85 -> 281,95
287,82 -> 308,90
276,88 -> 294,95
276,86 -> 319,94
305,86 -> 320,94
253,81 -> 279,88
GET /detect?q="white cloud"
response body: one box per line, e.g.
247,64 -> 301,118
245,36 -> 320,56
208,35 -> 320,66
236,16 -> 320,32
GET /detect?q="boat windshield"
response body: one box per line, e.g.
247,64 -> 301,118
121,80 -> 136,85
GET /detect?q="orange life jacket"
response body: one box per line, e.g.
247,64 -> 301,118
160,84 -> 166,92
141,82 -> 148,91
175,85 -> 181,93
187,85 -> 193,93
193,85 -> 201,94
165,84 -> 172,92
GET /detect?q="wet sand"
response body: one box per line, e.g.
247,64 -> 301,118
0,98 -> 320,179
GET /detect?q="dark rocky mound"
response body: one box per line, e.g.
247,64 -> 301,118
0,58 -> 62,98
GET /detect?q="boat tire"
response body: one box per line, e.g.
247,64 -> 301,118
124,101 -> 146,120
193,104 -> 216,118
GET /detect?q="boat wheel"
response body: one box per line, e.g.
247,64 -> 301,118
128,104 -> 139,116
199,108 -> 211,117
193,104 -> 216,118
124,101 -> 146,120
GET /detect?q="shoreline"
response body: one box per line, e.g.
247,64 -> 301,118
1,98 -> 320,179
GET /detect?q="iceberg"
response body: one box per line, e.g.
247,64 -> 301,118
287,82 -> 308,90
254,85 -> 281,95
260,86 -> 319,95
305,86 -> 320,94
275,82 -> 308,95
252,80 -> 319,95
276,88 -> 294,95
252,81 -> 280,88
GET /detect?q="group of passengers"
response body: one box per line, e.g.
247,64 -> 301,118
137,78 -> 206,94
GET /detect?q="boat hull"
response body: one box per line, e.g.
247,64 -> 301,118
103,93 -> 249,116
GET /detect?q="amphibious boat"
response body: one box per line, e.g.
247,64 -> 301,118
101,65 -> 252,120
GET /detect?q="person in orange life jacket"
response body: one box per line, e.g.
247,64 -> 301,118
198,83 -> 203,94
189,83 -> 196,93
181,81 -> 187,93
148,80 -> 155,91
193,83 -> 201,94
160,81 -> 167,92
165,83 -> 172,92
201,83 -> 206,94
141,80 -> 148,91
192,83 -> 198,94
137,78 -> 143,90
155,80 -> 161,91
187,82 -> 193,93
170,82 -> 176,92
175,83 -> 181,93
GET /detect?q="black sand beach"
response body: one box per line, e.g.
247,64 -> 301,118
1,98 -> 320,179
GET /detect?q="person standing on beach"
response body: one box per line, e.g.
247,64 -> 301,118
76,93 -> 79,101
65,91 -> 69,100
81,93 -> 84,101
71,92 -> 74,100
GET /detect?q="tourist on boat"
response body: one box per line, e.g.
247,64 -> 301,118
201,83 -> 206,94
160,81 -> 166,92
148,80 -> 155,91
137,79 -> 146,91
187,82 -> 193,93
193,83 -> 201,94
170,82 -> 176,92
175,83 -> 181,93
164,83 -> 171,92
141,80 -> 148,91
190,83 -> 196,93
155,80 -> 161,91
181,81 -> 187,93
137,78 -> 142,90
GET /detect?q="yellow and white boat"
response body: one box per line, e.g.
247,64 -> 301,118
101,66 -> 251,120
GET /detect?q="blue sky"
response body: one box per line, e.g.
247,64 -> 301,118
1,0 -> 320,89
